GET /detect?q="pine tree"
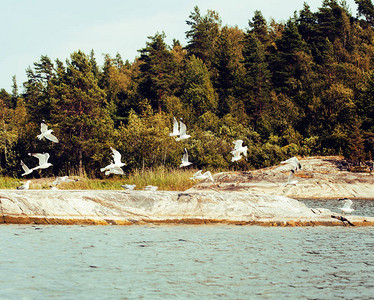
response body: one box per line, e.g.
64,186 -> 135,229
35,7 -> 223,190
241,33 -> 272,129
185,6 -> 221,69
138,32 -> 176,113
50,51 -> 114,175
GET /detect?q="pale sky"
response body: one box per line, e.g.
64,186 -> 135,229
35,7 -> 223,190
1,0 -> 358,92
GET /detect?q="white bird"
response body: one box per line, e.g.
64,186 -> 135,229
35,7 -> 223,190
338,198 -> 355,214
121,184 -> 136,190
285,170 -> 298,186
37,122 -> 59,143
231,151 -> 243,162
50,186 -> 59,190
105,167 -> 124,176
29,153 -> 52,170
190,170 -> 214,182
144,185 -> 158,191
175,120 -> 191,141
281,156 -> 302,171
17,180 -> 31,190
20,160 -> 33,176
101,147 -> 126,174
52,176 -> 78,186
169,117 -> 180,137
180,148 -> 193,167
231,140 -> 248,157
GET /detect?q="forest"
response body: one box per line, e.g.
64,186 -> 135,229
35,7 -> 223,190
1,0 -> 374,178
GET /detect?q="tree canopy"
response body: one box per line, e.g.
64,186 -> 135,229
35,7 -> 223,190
1,0 -> 374,177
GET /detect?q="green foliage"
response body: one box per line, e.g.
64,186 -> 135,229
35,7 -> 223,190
182,56 -> 218,118
2,1 -> 374,179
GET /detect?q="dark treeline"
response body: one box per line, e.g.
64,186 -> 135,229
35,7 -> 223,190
1,0 -> 374,177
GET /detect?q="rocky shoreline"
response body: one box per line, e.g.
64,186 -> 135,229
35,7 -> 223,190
1,156 -> 373,226
0,189 -> 373,226
189,156 -> 374,200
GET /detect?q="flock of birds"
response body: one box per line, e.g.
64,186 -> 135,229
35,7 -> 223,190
15,119 -> 356,215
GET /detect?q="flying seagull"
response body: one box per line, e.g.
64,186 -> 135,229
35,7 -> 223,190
29,153 -> 52,170
121,184 -> 136,190
281,156 -> 302,171
338,198 -> 354,214
231,140 -> 248,157
180,148 -> 193,167
175,120 -> 191,141
169,117 -> 180,137
144,185 -> 158,191
17,180 -> 31,190
101,147 -> 126,174
37,122 -> 59,143
190,170 -> 214,182
104,166 -> 124,176
20,160 -> 33,176
52,176 -> 78,186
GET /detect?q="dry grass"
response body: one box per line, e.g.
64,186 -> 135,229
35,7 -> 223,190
1,167 -> 199,191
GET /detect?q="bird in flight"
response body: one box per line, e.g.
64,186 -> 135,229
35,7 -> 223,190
190,170 -> 214,182
17,180 -> 31,190
180,148 -> 193,167
338,198 -> 354,214
101,147 -> 126,175
175,120 -> 191,141
37,122 -> 59,143
29,152 -> 53,171
169,117 -> 180,137
20,160 -> 33,176
281,156 -> 302,171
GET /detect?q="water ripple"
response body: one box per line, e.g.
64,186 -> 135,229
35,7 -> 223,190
0,201 -> 373,299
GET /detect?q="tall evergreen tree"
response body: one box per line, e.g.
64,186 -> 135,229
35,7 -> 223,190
355,0 -> 374,26
213,26 -> 243,116
182,56 -> 218,119
138,32 -> 175,113
185,6 -> 221,69
241,32 -> 272,129
50,51 -> 114,175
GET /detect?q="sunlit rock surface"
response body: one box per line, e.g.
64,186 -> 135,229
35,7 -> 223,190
0,190 -> 373,226
188,156 -> 374,200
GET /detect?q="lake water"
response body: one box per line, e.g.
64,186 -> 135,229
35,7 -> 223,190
0,200 -> 373,299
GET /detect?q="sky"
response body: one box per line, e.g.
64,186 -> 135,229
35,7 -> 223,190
1,0 -> 358,92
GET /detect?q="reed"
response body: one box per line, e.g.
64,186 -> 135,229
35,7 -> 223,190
1,167 -> 200,191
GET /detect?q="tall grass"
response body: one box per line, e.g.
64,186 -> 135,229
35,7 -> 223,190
0,167 -> 200,191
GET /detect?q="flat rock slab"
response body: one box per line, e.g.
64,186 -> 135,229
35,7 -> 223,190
0,190 -> 372,226
188,156 -> 374,200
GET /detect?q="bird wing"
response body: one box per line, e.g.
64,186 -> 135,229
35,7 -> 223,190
343,200 -> 353,209
111,167 -> 124,175
172,117 -> 179,135
110,147 -> 122,165
179,121 -> 187,136
44,133 -> 59,143
21,160 -> 30,173
193,170 -> 203,177
43,153 -> 50,164
281,157 -> 296,164
40,122 -> 48,134
182,148 -> 189,163
29,153 -> 47,165
203,171 -> 214,182
233,140 -> 243,150
281,157 -> 301,170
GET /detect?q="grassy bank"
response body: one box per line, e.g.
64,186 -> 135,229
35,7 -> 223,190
0,167 -> 200,191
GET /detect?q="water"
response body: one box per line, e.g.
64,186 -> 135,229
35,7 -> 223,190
301,199 -> 374,217
0,200 -> 373,299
